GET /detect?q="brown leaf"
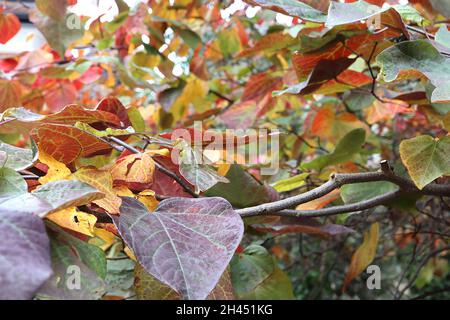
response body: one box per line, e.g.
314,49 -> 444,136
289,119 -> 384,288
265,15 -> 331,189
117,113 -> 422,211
252,216 -> 354,238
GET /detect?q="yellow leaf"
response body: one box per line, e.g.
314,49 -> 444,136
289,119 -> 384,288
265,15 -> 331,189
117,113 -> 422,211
90,227 -> 116,251
343,222 -> 379,292
217,163 -> 231,177
113,185 -> 135,197
103,64 -> 116,87
124,246 -> 137,261
136,189 -> 159,211
72,167 -> 122,214
46,207 -> 97,236
38,149 -> 71,184
172,76 -> 209,113
147,148 -> 170,157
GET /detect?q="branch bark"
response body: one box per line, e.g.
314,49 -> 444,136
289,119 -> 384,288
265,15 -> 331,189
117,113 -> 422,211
235,166 -> 450,217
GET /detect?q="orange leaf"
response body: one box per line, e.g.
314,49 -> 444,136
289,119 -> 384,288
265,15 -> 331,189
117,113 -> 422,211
310,107 -> 368,143
111,151 -> 156,189
238,32 -> 297,58
31,124 -> 112,164
0,13 -> 20,44
296,189 -> 340,210
343,222 -> 379,292
44,104 -> 121,126
365,99 -> 412,124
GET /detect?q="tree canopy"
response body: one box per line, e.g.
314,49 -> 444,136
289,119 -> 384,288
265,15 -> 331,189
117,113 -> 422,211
0,0 -> 449,300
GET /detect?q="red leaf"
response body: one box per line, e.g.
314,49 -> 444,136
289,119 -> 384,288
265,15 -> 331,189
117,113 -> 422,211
95,96 -> 132,128
0,13 -> 20,44
44,81 -> 78,112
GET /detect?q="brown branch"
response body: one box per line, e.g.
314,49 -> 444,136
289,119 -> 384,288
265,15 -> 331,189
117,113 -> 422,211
235,162 -> 450,217
271,190 -> 402,218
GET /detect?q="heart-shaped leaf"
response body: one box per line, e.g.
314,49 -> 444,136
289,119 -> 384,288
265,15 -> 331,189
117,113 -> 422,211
113,196 -> 244,300
399,135 -> 450,189
377,40 -> 450,103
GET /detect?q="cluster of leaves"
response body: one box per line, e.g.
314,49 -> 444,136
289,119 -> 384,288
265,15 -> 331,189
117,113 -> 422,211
0,0 -> 449,300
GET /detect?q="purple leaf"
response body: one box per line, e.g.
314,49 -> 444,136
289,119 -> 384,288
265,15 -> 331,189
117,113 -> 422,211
114,197 -> 244,300
0,211 -> 52,299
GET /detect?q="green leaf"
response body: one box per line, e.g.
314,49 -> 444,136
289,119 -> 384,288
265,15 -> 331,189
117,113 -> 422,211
344,92 -> 375,111
377,40 -> 450,103
218,29 -> 242,58
393,5 -> 425,25
399,135 -> 450,189
230,245 -> 294,299
36,0 -> 68,21
134,263 -> 180,300
74,122 -> 135,137
341,181 -> 399,204
436,26 -> 450,49
173,26 -> 201,50
29,9 -> 84,56
105,259 -> 135,298
0,140 -> 38,171
0,167 -> 27,201
205,164 -> 279,208
272,173 -> 309,193
36,224 -> 106,300
127,106 -> 146,132
302,128 -> 366,171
